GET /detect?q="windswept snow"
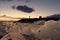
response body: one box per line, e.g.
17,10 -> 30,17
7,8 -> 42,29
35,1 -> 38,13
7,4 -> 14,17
0,20 -> 60,40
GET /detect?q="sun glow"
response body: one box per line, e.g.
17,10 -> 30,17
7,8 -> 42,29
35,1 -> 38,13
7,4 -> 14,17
0,17 -> 20,21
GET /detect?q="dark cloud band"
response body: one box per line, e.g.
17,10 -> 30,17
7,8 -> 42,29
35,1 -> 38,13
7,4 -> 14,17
12,5 -> 35,13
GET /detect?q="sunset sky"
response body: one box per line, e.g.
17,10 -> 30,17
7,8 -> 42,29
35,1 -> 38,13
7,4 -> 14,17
0,0 -> 60,18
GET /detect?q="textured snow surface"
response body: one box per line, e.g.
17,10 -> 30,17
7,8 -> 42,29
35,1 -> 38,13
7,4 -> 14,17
0,20 -> 60,40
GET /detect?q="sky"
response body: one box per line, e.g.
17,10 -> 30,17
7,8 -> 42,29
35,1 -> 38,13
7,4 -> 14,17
0,0 -> 60,18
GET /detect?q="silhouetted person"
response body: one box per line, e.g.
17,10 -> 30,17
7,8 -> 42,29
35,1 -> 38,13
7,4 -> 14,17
39,16 -> 42,19
29,16 -> 31,19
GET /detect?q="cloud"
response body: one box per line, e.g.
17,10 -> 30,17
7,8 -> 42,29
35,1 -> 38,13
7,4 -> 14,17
12,5 -> 35,13
47,14 -> 60,18
12,6 -> 15,9
36,20 -> 60,40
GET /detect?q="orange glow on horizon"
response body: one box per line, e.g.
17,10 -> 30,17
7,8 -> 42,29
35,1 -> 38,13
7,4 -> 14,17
0,17 -> 20,21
